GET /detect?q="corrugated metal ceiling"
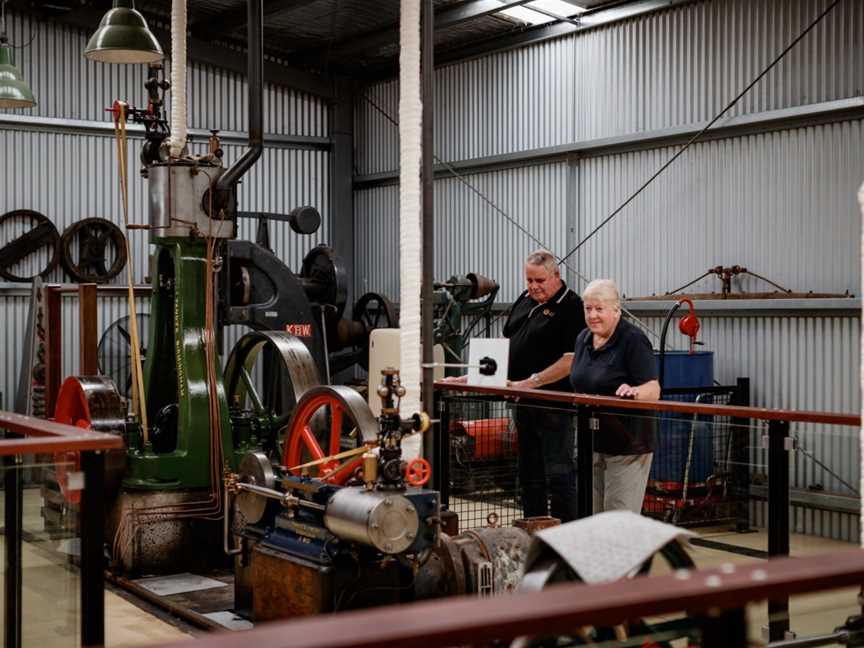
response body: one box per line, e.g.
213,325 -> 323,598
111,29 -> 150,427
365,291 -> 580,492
16,0 -> 631,76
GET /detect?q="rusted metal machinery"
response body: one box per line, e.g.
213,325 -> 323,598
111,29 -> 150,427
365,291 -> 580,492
228,369 -> 532,619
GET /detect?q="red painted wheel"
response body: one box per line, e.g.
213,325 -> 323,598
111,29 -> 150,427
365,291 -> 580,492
282,386 -> 379,486
405,458 -> 431,487
53,376 -> 126,505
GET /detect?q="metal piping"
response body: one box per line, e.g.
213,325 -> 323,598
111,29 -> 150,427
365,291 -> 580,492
216,0 -> 263,193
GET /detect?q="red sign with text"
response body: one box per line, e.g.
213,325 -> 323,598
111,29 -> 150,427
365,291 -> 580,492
285,323 -> 313,337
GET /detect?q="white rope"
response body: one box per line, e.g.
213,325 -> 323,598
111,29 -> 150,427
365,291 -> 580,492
858,180 -> 864,547
399,0 -> 423,459
167,0 -> 187,157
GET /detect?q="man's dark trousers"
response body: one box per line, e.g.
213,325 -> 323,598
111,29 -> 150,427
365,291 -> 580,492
514,404 -> 578,522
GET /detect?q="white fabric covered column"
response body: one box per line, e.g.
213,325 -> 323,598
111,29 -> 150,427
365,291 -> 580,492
859,181 -> 864,546
167,0 -> 188,157
398,0 -> 423,458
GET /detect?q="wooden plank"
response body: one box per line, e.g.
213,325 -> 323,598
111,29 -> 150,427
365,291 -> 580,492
435,382 -> 861,427
78,284 -> 98,375
44,286 -> 62,417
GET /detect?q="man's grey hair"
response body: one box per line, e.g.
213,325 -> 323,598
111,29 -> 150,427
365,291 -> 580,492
525,249 -> 559,275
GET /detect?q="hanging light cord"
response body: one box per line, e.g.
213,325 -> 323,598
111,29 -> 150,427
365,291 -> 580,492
0,0 -> 37,48
557,0 -> 843,268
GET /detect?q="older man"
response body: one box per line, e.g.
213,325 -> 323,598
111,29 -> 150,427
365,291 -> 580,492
442,251 -> 584,520
504,250 -> 585,522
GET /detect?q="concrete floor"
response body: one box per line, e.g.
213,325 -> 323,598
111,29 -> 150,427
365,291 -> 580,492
2,487 -> 860,647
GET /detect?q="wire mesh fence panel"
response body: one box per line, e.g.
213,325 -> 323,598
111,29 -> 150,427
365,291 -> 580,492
643,385 -> 751,529
442,396 -> 523,530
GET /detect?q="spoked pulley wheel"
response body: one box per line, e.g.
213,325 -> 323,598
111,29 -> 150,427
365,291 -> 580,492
52,376 -> 127,505
282,386 -> 379,486
224,331 -> 321,454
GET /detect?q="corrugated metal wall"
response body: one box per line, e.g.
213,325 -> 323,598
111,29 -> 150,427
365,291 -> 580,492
0,11 -> 331,407
353,0 -> 863,540
4,11 -> 328,136
355,162 -> 569,302
577,119 -> 864,297
354,0 -> 864,174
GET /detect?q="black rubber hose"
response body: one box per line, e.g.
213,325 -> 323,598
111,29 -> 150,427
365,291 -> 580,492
658,301 -> 683,391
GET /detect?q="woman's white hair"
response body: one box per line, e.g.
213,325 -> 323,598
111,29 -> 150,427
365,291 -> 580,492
582,279 -> 621,307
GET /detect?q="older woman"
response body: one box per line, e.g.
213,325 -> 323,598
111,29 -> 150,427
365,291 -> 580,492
569,279 -> 660,514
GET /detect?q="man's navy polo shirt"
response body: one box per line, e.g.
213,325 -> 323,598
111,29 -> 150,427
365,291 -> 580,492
569,317 -> 658,454
503,283 -> 585,392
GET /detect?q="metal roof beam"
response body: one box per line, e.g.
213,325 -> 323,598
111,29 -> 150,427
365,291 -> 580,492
434,0 -> 695,66
294,0 -> 535,64
191,0 -> 321,40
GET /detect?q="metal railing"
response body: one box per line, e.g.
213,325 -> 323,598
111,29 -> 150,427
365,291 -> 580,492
432,381 -> 860,641
147,548 -> 864,648
1,410 -> 123,648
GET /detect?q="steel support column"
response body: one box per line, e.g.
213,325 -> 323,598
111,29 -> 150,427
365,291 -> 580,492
80,451 -> 105,647
330,77 -> 355,312
4,453 -> 23,648
768,419 -> 791,641
421,0 -> 436,463
576,407 -> 594,518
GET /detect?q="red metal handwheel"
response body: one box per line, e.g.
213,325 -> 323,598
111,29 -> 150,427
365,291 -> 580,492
406,457 -> 431,487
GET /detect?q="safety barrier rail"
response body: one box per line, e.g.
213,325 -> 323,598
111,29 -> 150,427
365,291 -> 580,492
151,548 -> 864,648
433,381 -> 861,641
1,410 -> 123,648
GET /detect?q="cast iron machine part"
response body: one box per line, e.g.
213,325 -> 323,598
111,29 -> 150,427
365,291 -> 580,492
432,273 -> 499,372
67,0 -> 330,574
227,369 -> 439,619
227,369 -> 533,620
0,209 -> 60,281
59,217 -> 128,283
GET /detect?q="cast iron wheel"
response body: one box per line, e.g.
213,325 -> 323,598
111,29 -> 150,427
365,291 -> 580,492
0,209 -> 60,281
300,245 -> 348,319
352,291 -> 398,370
60,218 -> 127,283
52,376 -> 127,505
282,385 -> 379,485
224,330 -> 321,455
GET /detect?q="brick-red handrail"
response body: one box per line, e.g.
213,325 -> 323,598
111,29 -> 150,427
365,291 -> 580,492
0,410 -> 123,456
435,382 -> 861,427
151,548 -> 864,648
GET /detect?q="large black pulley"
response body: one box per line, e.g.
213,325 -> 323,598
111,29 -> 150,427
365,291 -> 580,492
0,209 -> 60,282
352,291 -> 398,370
353,291 -> 398,333
60,218 -> 128,283
301,245 -> 348,319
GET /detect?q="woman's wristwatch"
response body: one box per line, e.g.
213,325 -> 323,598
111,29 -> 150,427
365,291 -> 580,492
530,373 -> 541,386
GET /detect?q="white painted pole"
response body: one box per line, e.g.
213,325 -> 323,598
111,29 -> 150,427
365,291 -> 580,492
858,180 -> 864,547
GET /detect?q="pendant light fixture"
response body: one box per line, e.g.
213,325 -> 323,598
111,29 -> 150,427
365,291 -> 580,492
84,0 -> 163,64
0,0 -> 36,109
